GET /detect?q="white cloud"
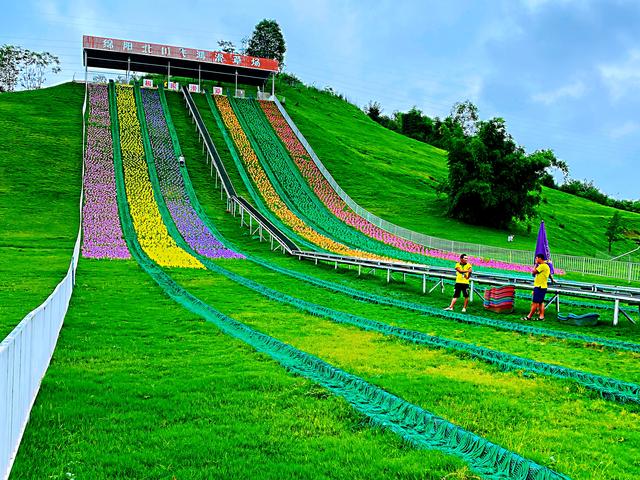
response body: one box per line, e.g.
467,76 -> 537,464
531,80 -> 586,105
599,49 -> 640,100
608,120 -> 640,139
520,0 -> 554,11
519,0 -> 586,13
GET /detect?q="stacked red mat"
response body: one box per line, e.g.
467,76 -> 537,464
483,286 -> 516,313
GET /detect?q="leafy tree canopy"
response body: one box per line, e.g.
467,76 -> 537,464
0,45 -> 60,92
442,117 -> 551,228
605,211 -> 626,253
246,19 -> 286,69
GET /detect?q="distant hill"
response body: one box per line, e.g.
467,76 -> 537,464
277,79 -> 640,261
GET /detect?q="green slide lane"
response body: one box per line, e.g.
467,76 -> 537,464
109,80 -> 569,480
139,83 -> 640,405
201,90 -> 319,251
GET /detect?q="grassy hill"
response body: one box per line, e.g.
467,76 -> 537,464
0,83 -> 83,337
0,80 -> 636,337
13,259 -> 470,479
276,80 -> 640,262
3,82 -> 640,479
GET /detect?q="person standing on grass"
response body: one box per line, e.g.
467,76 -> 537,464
522,253 -> 552,321
445,254 -> 472,313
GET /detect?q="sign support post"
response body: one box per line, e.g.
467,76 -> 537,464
235,70 -> 238,97
168,60 -> 171,85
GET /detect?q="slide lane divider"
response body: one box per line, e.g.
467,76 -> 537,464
174,90 -> 640,354
109,80 -> 568,480
143,83 -> 640,406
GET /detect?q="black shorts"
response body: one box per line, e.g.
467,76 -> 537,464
532,287 -> 547,304
453,283 -> 470,298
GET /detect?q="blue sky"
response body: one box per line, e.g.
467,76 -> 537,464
3,0 -> 638,199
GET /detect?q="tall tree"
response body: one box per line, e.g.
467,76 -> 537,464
530,149 -> 568,187
605,212 -> 625,253
0,45 -> 25,92
246,19 -> 286,68
0,45 -> 60,91
364,100 -> 383,122
443,117 -> 550,227
450,100 -> 479,136
19,50 -> 60,90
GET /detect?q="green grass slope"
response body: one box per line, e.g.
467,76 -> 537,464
165,95 -> 640,479
276,81 -> 640,261
0,83 -> 83,337
4,82 -> 639,479
12,260 -> 467,479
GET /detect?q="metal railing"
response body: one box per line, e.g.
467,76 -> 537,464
0,82 -> 86,480
271,97 -> 640,283
232,196 -> 298,254
292,249 -> 640,325
181,86 -> 236,200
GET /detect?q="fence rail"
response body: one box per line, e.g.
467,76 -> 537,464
272,97 -> 640,283
0,82 -> 85,480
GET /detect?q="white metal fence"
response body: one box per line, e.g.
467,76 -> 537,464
0,82 -> 86,480
272,98 -> 640,283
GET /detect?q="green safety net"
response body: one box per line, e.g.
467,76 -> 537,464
201,91 -> 319,251
108,81 -> 570,480
141,83 -> 640,406
178,91 -> 640,354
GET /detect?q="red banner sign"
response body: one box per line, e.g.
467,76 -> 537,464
83,35 -> 279,72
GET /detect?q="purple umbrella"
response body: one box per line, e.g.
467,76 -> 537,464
534,220 -> 554,274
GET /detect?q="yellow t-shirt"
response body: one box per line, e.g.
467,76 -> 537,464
533,262 -> 550,288
455,262 -> 472,284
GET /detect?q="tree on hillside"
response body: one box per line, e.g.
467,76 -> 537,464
397,106 -> 436,142
442,117 -> 550,228
364,101 -> 383,122
278,71 -> 302,86
246,19 -> 286,69
605,212 -> 626,253
559,178 -> 608,204
0,45 -> 25,92
0,45 -> 60,92
532,149 -> 570,187
19,50 -> 60,90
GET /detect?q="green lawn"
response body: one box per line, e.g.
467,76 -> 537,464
0,83 -> 83,337
169,265 -> 640,480
276,81 -> 640,262
11,259 -> 469,479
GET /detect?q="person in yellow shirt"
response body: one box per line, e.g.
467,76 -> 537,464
445,254 -> 472,313
522,254 -> 552,321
